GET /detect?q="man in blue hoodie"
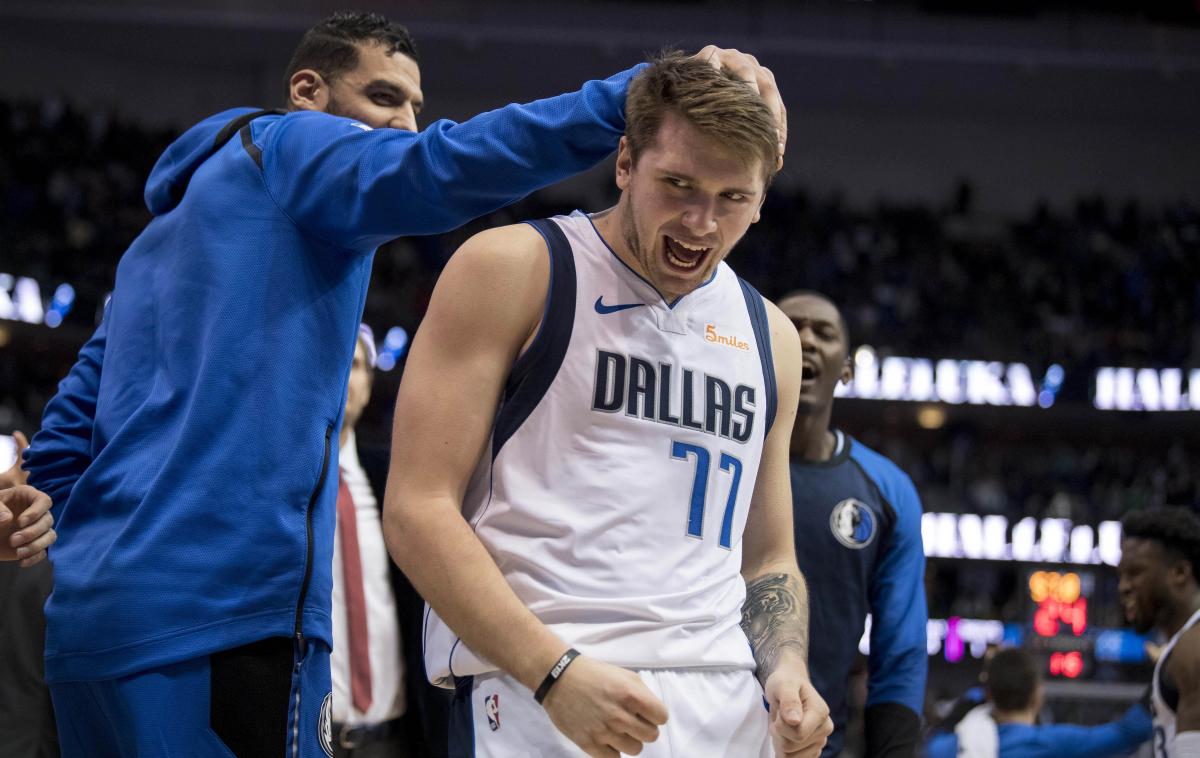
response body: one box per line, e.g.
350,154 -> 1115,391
20,11 -> 785,757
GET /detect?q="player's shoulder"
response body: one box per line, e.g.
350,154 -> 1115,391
848,437 -> 922,515
458,222 -> 548,257
1166,621 -> 1200,692
445,222 -> 550,280
761,298 -> 802,357
430,222 -> 553,340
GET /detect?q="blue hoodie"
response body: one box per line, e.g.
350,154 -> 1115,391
24,65 -> 641,683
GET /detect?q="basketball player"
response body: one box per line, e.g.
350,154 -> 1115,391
778,291 -> 927,757
384,54 -> 831,757
19,10 -> 786,756
1118,506 -> 1200,757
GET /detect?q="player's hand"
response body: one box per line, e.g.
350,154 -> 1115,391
764,668 -> 833,757
541,655 -> 668,757
691,45 -> 786,169
0,485 -> 56,567
0,430 -> 30,489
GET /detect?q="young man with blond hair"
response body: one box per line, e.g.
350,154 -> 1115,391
384,54 -> 830,757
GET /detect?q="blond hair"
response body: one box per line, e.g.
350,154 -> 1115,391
625,51 -> 778,185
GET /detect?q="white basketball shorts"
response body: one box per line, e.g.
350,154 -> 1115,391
450,666 -> 771,757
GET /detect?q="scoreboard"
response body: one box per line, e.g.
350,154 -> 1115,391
1024,569 -> 1150,679
1026,570 -> 1091,677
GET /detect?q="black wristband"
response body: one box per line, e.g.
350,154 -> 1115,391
534,648 -> 581,704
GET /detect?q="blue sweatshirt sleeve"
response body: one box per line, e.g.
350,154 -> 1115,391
260,64 -> 644,251
924,733 -> 957,758
1038,703 -> 1153,758
865,464 -> 928,718
23,307 -> 107,514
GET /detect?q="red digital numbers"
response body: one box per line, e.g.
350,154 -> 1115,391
1030,572 -> 1087,637
1033,596 -> 1088,637
1049,651 -> 1084,678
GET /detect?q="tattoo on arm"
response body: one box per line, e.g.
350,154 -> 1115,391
741,572 -> 809,684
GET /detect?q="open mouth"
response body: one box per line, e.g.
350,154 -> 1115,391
802,361 -> 821,383
663,235 -> 711,272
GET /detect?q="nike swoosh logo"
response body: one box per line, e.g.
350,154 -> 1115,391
594,296 -> 645,315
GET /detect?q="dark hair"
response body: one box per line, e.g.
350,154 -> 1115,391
1122,506 -> 1200,580
625,51 -> 778,186
777,289 -> 852,350
985,648 -> 1039,712
284,11 -> 418,99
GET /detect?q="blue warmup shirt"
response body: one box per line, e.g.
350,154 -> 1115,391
790,430 -> 927,757
925,702 -> 1153,758
23,66 -> 641,683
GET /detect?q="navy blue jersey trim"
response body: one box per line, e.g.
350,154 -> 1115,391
582,212 -> 717,308
491,219 -> 576,457
738,278 -> 777,435
448,675 -> 476,757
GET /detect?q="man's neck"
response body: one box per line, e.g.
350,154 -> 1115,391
791,406 -> 836,462
338,425 -> 355,453
991,707 -> 1037,726
590,206 -> 648,288
1161,593 -> 1200,639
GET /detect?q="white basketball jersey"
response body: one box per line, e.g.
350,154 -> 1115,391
1152,607 -> 1200,757
424,211 -> 779,686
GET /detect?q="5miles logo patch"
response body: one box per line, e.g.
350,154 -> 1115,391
705,324 -> 750,351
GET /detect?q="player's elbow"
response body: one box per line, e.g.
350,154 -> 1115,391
380,487 -> 420,568
380,484 -> 453,573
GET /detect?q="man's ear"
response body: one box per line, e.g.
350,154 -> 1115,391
1170,556 -> 1195,590
288,69 -> 329,112
839,354 -> 854,385
614,137 -> 633,191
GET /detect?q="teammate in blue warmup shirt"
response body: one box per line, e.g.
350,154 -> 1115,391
20,11 -> 785,756
778,290 -> 928,756
926,647 -> 1150,758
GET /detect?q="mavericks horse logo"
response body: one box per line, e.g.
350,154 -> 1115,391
830,498 -> 876,549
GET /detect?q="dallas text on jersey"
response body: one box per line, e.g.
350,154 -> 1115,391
590,350 -> 757,443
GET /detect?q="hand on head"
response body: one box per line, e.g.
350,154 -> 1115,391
691,45 -> 787,169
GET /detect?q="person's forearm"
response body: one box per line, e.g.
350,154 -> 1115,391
741,565 -> 810,684
384,493 -> 568,691
24,317 -> 107,508
270,65 -> 644,250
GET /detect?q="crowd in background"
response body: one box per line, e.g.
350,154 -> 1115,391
2,94 -> 1198,533
858,431 -> 1199,527
5,95 -> 1198,366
